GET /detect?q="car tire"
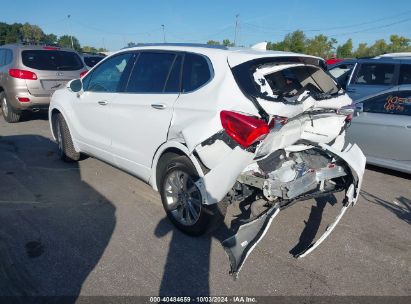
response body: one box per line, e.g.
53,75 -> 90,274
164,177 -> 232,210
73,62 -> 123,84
159,155 -> 227,236
55,113 -> 81,162
1,92 -> 21,123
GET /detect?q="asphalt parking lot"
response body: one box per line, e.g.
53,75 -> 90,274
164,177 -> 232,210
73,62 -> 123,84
0,112 -> 410,298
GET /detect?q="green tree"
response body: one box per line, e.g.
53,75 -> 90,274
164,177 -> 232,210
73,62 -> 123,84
206,40 -> 221,45
389,35 -> 410,52
58,35 -> 81,51
368,39 -> 389,56
353,43 -> 370,58
43,33 -> 57,45
21,23 -> 44,43
82,45 -> 98,53
284,30 -> 306,53
336,38 -> 353,58
97,47 -> 108,52
305,34 -> 337,58
222,39 -> 234,47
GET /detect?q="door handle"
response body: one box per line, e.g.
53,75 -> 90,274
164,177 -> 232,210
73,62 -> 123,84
346,88 -> 356,93
151,103 -> 166,110
98,100 -> 108,106
406,125 -> 411,129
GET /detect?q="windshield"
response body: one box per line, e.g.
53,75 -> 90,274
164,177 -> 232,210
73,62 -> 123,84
21,50 -> 84,71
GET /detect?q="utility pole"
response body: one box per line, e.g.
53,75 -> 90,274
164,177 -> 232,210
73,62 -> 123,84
234,14 -> 239,46
67,14 -> 74,49
161,24 -> 166,43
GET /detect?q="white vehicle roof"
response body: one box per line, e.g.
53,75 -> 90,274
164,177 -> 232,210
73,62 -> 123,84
111,43 -> 323,67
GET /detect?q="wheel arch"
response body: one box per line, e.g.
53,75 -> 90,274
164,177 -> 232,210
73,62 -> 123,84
150,141 -> 205,192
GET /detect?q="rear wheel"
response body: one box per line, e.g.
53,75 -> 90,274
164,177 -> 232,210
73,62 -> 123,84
54,113 -> 80,162
159,156 -> 227,236
1,92 -> 21,123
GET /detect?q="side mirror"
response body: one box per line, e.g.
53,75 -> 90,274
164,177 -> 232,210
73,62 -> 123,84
68,79 -> 83,93
354,103 -> 363,116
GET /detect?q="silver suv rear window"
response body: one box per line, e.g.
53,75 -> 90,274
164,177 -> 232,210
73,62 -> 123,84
22,50 -> 84,71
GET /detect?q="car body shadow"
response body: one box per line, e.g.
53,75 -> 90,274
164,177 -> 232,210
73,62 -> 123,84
0,135 -> 115,302
361,190 -> 410,225
289,195 -> 337,257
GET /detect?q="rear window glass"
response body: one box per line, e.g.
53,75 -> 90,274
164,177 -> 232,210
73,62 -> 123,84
231,57 -> 339,102
22,50 -> 84,71
355,63 -> 395,85
84,56 -> 104,68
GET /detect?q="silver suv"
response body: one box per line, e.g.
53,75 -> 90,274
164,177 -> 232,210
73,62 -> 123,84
0,44 -> 87,122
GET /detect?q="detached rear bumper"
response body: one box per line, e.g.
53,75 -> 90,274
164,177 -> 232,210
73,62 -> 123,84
222,143 -> 366,278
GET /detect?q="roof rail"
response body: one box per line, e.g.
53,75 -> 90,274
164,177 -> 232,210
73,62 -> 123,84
374,52 -> 411,59
122,42 -> 228,50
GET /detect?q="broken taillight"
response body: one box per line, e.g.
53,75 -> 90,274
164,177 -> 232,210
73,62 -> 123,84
268,116 -> 288,129
337,105 -> 355,122
220,110 -> 270,148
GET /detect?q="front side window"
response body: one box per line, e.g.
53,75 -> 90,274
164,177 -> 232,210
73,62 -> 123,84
362,91 -> 411,116
21,50 -> 84,71
85,53 -> 132,93
125,52 -> 176,93
182,53 -> 212,92
355,63 -> 395,85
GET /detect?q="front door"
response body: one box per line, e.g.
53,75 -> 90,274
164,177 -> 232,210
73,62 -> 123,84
73,52 -> 133,160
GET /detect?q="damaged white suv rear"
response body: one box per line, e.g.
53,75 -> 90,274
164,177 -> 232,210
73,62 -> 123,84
49,43 -> 366,277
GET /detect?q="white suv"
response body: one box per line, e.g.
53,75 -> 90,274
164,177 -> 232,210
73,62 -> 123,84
49,44 -> 366,276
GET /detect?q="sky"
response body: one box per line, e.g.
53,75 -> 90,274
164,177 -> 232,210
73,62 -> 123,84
2,0 -> 411,51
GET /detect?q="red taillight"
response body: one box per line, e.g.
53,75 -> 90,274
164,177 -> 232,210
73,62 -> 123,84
80,70 -> 88,78
9,69 -> 37,80
220,110 -> 270,148
17,97 -> 30,102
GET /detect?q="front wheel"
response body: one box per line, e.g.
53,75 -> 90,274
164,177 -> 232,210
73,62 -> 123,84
159,156 -> 227,236
54,113 -> 81,162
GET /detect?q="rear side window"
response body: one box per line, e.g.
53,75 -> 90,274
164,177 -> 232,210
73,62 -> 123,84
21,50 -> 84,71
362,91 -> 411,116
164,55 -> 182,93
126,52 -> 176,93
182,53 -> 212,92
399,64 -> 411,85
355,63 -> 395,85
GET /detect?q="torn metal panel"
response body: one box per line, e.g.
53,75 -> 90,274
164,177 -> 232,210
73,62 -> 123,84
319,143 -> 366,204
195,146 -> 255,205
222,204 -> 280,279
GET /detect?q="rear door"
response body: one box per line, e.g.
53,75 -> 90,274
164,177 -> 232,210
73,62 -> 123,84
347,90 -> 411,169
110,51 -> 181,181
21,49 -> 85,97
346,62 -> 398,100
